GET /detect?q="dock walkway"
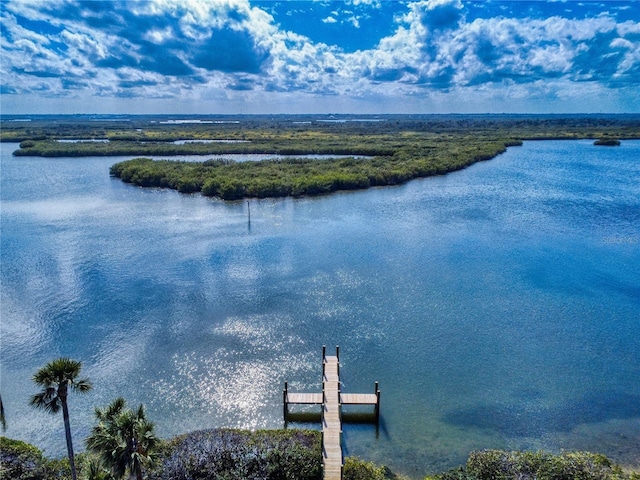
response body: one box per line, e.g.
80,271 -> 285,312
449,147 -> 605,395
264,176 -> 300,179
284,346 -> 380,480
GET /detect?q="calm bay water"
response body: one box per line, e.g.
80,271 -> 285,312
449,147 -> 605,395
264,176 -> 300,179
1,140 -> 639,477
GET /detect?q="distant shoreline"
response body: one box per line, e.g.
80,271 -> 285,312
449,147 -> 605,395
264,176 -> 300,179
3,115 -> 639,200
3,112 -> 640,121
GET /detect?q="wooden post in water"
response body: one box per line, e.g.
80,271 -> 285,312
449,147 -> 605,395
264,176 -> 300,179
283,381 -> 288,419
322,345 -> 326,378
375,382 -> 381,424
247,201 -> 251,223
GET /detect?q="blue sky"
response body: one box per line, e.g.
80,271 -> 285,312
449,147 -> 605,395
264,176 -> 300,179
1,0 -> 639,114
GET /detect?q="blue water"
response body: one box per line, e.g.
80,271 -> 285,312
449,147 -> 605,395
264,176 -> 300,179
1,140 -> 639,477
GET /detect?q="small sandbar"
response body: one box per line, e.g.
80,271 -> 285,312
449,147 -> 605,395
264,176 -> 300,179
158,119 -> 240,124
56,139 -> 110,143
317,118 -> 387,123
172,139 -> 250,145
156,153 -> 372,162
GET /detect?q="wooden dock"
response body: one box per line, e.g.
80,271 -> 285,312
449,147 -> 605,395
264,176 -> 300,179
284,346 -> 380,480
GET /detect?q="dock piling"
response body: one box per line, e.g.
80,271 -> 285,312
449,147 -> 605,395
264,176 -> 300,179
375,386 -> 381,424
283,381 -> 289,419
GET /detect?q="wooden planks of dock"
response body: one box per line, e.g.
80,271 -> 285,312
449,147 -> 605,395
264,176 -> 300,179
284,346 -> 380,480
322,355 -> 342,479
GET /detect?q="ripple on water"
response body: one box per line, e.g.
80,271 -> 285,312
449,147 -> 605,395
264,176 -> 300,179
2,140 -> 639,476
148,313 -> 316,432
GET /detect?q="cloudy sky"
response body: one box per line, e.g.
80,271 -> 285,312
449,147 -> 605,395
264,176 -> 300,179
1,0 -> 639,114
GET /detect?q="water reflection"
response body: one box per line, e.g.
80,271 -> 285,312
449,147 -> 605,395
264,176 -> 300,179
443,392 -> 640,436
148,313 -> 316,430
1,141 -> 639,477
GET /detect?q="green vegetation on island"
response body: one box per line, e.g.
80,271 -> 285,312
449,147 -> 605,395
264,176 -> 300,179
3,115 -> 640,200
594,138 -> 621,146
108,137 -> 512,199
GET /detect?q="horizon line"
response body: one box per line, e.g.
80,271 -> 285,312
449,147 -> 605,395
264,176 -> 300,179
3,112 -> 640,118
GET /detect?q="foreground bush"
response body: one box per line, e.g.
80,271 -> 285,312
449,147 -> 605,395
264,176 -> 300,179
343,456 -> 388,480
0,436 -> 70,480
3,435 -> 638,480
147,428 -> 322,480
427,450 -> 640,480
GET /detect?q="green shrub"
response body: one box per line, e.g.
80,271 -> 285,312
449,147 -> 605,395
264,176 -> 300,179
0,436 -> 47,480
424,467 -> 474,480
535,451 -> 613,480
0,437 -> 70,480
147,428 -> 322,480
176,179 -> 201,193
343,456 -> 386,480
429,450 -> 638,480
464,450 -> 625,480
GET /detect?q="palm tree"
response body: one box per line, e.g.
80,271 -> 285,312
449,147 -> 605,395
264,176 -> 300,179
86,397 -> 159,480
30,357 -> 92,480
86,457 -> 116,480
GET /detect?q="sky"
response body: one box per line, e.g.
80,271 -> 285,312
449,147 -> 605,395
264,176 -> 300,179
1,0 -> 639,114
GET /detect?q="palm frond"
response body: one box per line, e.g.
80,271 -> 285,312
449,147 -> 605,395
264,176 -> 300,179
103,397 -> 126,420
32,368 -> 56,388
71,378 -> 93,393
30,388 -> 61,414
86,457 -> 115,480
135,403 -> 145,420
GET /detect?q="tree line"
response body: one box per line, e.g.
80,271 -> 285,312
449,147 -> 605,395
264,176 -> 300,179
12,138 -> 395,158
3,114 -> 640,144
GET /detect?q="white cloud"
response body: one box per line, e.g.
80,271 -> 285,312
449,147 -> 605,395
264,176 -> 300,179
1,0 -> 639,113
528,45 -> 573,74
348,0 -> 381,6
